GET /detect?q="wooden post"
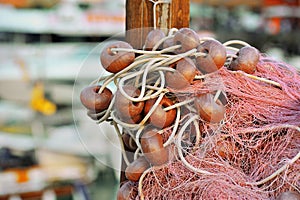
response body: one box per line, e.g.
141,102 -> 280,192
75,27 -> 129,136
119,0 -> 190,184
125,0 -> 190,49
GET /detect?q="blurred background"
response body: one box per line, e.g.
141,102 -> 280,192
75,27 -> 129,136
0,0 -> 299,199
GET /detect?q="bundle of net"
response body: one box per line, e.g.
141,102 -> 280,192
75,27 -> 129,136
79,28 -> 300,200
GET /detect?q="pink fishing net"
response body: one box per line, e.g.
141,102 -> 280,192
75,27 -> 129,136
126,56 -> 300,200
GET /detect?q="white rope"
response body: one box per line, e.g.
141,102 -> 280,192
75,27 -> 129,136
176,114 -> 214,175
148,0 -> 172,30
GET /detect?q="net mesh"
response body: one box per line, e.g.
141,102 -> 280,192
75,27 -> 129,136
126,55 -> 300,199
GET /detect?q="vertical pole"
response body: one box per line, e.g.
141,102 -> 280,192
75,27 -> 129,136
125,0 -> 190,49
119,0 -> 190,184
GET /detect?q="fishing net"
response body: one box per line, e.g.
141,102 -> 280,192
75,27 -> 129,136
79,28 -> 300,200
133,57 -> 300,200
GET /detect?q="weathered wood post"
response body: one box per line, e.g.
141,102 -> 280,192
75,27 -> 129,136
119,0 -> 190,183
126,0 -> 190,49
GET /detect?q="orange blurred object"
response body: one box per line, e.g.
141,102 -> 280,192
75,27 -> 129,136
268,17 -> 281,34
264,0 -> 298,6
0,0 -> 34,8
0,0 -> 59,8
263,0 -> 299,34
